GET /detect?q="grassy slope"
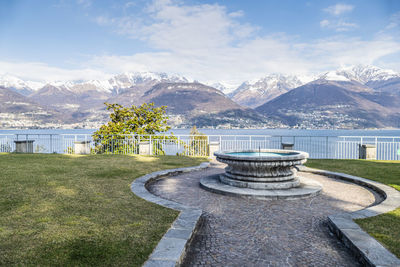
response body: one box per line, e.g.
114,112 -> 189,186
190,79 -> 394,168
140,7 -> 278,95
0,154 -> 206,266
306,159 -> 400,258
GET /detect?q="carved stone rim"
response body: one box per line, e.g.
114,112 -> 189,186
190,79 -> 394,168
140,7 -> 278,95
214,149 -> 309,162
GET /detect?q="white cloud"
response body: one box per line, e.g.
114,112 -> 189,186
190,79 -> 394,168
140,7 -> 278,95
320,19 -> 358,32
112,1 -> 257,52
2,0 -> 400,86
321,3 -> 357,31
125,2 -> 136,9
86,34 -> 400,86
297,36 -> 400,71
94,16 -> 115,26
335,21 -> 358,32
324,3 -> 354,16
77,0 -> 91,8
386,11 -> 400,29
0,61 -> 109,82
320,19 -> 330,27
228,10 -> 244,18
87,34 -> 311,85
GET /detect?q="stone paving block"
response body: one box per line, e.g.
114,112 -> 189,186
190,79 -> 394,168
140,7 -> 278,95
130,185 -> 148,195
341,228 -> 400,266
165,228 -> 194,240
133,176 -> 146,182
156,199 -> 186,210
352,209 -> 380,219
329,215 -> 360,230
173,217 -> 198,229
141,195 -> 163,204
364,204 -> 392,214
150,237 -> 187,260
166,202 -> 187,211
178,209 -> 202,220
144,259 -> 176,267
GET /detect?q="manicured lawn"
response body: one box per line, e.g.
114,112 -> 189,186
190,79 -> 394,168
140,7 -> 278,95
0,153 -> 206,266
306,159 -> 400,258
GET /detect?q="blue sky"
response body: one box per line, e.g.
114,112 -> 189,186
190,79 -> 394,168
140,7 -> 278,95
1,0 -> 400,86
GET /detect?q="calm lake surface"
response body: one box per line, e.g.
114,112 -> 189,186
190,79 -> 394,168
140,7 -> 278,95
0,128 -> 399,136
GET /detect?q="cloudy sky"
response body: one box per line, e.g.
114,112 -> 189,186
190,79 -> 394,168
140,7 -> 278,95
1,0 -> 399,87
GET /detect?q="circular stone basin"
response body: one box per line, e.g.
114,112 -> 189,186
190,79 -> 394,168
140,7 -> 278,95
224,152 -> 299,157
214,149 -> 309,190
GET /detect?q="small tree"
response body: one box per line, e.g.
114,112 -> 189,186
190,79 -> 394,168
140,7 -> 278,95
93,102 -> 172,154
185,126 -> 208,156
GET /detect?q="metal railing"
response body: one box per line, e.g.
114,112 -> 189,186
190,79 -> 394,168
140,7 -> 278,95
0,134 -> 399,160
337,136 -> 400,160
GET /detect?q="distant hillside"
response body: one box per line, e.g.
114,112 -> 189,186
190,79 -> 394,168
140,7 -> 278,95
0,86 -> 63,128
143,83 -> 240,114
366,77 -> 400,95
105,81 -> 163,107
255,80 -> 400,128
136,82 -> 275,127
30,84 -> 110,111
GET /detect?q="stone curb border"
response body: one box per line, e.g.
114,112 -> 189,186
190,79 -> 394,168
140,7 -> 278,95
299,166 -> 400,267
131,162 -> 210,267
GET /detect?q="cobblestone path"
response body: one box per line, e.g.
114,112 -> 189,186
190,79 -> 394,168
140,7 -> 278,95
148,164 -> 377,266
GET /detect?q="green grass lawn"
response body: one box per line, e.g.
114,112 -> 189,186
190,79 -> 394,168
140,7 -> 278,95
0,153 -> 206,266
306,159 -> 400,258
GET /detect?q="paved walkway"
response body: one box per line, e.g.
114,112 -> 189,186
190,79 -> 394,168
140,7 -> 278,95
148,164 -> 378,266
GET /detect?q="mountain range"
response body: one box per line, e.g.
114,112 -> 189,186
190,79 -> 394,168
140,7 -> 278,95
254,66 -> 400,128
0,65 -> 399,129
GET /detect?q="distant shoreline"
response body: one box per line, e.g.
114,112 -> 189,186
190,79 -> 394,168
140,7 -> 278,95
1,128 -> 400,137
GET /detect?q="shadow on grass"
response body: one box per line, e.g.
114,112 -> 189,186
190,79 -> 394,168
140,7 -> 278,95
28,235 -> 146,267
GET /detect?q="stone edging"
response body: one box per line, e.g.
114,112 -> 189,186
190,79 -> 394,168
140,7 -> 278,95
131,162 -> 210,267
299,166 -> 400,267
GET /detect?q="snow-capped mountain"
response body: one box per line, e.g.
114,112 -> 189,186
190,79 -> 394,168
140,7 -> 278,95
316,71 -> 373,93
26,72 -> 190,111
0,74 -> 44,95
318,65 -> 400,85
317,65 -> 400,94
229,74 -> 305,108
337,65 -> 400,83
341,65 -> 400,95
318,71 -> 351,82
0,71 -> 190,95
206,82 -> 237,94
44,72 -> 190,95
105,72 -> 190,94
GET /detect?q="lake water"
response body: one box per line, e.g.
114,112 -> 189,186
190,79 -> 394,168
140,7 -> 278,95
1,128 -> 399,137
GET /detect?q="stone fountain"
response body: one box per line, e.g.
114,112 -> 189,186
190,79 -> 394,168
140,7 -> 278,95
200,149 -> 322,199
